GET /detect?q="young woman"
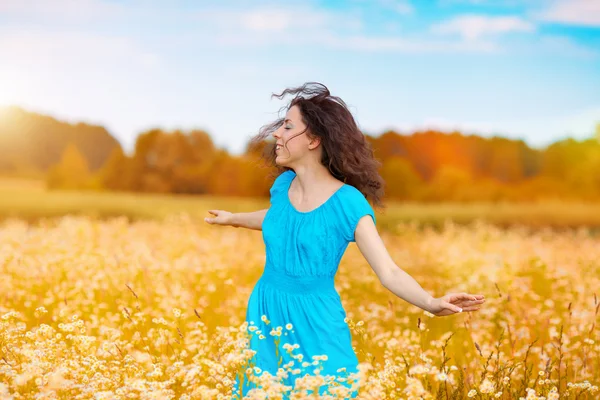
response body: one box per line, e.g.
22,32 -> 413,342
205,82 -> 485,398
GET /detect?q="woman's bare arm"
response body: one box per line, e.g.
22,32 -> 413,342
205,209 -> 268,231
353,216 -> 485,317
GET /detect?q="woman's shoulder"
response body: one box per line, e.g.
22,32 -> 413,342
338,184 -> 375,217
269,169 -> 295,199
339,183 -> 368,201
274,169 -> 295,187
279,169 -> 296,180
336,184 -> 376,241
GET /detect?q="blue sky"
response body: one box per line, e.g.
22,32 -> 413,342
0,0 -> 599,155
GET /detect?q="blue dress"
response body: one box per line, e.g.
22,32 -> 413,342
232,169 -> 376,399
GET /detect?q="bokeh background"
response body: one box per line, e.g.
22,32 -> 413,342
1,1 -> 600,399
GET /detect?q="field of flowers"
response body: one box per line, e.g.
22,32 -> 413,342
0,214 -> 598,399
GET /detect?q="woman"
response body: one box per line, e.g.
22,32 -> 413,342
205,82 -> 485,398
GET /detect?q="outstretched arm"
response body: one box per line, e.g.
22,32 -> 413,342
353,216 -> 485,317
205,209 -> 268,231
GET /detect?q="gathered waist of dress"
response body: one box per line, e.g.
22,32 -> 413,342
259,267 -> 336,294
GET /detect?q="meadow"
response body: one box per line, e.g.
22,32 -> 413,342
2,176 -> 600,231
0,179 -> 599,398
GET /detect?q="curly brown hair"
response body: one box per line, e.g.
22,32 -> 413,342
249,82 -> 385,210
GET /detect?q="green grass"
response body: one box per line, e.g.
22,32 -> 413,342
1,177 -> 600,232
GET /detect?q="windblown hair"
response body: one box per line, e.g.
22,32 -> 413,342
249,82 -> 385,209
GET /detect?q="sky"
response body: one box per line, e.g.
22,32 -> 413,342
0,0 -> 599,155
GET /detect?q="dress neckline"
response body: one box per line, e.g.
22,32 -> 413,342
286,171 -> 346,215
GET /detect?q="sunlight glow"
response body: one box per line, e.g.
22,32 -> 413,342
0,76 -> 21,107
0,69 -> 34,109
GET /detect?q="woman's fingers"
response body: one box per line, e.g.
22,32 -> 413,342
433,293 -> 486,316
456,298 -> 485,307
437,293 -> 486,315
444,301 -> 483,314
205,210 -> 233,225
447,293 -> 466,303
450,293 -> 485,303
205,210 -> 220,223
459,305 -> 481,312
442,300 -> 462,313
459,292 -> 478,302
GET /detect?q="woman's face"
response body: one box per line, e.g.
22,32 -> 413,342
273,105 -> 318,165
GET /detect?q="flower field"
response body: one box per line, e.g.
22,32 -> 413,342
0,214 -> 598,399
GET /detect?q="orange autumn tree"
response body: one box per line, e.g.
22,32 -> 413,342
46,143 -> 92,190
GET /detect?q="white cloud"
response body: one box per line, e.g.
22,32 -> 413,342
0,29 -> 159,68
209,29 -> 503,53
194,6 -> 363,33
376,0 -> 414,15
0,0 -> 125,20
320,34 -> 500,53
239,9 -> 333,32
186,5 -> 502,54
0,2 -> 532,55
539,0 -> 600,27
241,10 -> 296,32
431,14 -> 535,40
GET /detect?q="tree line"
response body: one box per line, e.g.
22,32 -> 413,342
2,105 -> 599,202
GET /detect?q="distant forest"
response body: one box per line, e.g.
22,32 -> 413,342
1,105 -> 599,202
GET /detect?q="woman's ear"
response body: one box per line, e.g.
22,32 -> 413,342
308,135 -> 321,150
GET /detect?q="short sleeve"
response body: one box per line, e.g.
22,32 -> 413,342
340,186 -> 376,243
269,169 -> 295,205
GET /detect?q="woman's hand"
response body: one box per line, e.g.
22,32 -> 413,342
204,210 -> 234,226
428,293 -> 485,317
